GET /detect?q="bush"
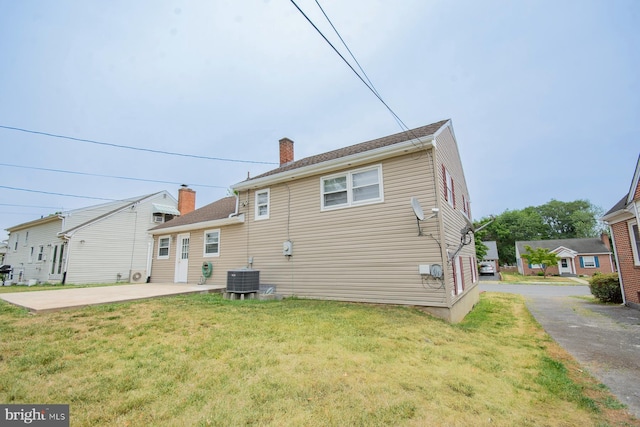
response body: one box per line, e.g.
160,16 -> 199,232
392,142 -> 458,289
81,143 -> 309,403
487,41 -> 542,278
588,273 -> 623,303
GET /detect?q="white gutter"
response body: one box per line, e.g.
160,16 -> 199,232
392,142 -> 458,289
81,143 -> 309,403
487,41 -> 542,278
232,136 -> 435,191
148,214 -> 245,235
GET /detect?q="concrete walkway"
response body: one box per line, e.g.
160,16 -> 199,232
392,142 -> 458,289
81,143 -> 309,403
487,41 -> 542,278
480,284 -> 640,418
0,283 -> 225,313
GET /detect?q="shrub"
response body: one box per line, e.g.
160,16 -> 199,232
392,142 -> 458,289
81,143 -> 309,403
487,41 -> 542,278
588,273 -> 623,303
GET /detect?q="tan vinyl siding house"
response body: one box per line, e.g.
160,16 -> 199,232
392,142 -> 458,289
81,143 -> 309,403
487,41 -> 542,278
150,119 -> 478,322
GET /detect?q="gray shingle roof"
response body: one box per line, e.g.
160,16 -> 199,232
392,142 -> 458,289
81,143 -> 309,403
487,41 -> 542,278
516,238 -> 610,255
246,119 -> 449,182
603,195 -> 628,217
150,196 -> 237,231
482,241 -> 499,260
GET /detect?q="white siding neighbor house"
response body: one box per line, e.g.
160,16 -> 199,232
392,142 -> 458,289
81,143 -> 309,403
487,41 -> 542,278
149,120 -> 479,322
3,188 -> 191,285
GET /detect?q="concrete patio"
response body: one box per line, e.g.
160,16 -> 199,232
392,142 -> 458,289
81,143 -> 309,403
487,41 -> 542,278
0,283 -> 225,313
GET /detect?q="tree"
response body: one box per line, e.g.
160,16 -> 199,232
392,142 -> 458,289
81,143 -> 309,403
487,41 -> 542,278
474,234 -> 488,260
534,199 -> 602,238
475,199 -> 604,265
521,245 -> 560,278
475,207 -> 548,264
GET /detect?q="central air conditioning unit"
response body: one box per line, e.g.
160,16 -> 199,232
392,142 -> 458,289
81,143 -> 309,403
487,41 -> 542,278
226,269 -> 260,293
129,270 -> 147,283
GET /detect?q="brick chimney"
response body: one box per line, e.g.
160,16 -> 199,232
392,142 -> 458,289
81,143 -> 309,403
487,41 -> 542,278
600,232 -> 611,251
279,138 -> 294,166
178,185 -> 195,215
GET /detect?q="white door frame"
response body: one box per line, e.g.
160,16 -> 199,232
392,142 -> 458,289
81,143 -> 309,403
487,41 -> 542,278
174,233 -> 190,283
558,258 -> 573,275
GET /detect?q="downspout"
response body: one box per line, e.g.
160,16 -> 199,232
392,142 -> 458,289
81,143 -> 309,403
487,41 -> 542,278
60,234 -> 71,284
146,241 -> 153,283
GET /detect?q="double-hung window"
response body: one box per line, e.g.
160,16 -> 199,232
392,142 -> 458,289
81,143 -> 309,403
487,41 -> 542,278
158,237 -> 170,259
255,189 -> 270,220
443,166 -> 455,208
629,221 -> 640,266
37,245 -> 45,262
204,229 -> 220,257
580,256 -> 597,268
321,165 -> 383,210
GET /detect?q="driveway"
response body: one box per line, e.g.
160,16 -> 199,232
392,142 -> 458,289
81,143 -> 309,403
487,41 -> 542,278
480,284 -> 640,418
0,283 -> 225,313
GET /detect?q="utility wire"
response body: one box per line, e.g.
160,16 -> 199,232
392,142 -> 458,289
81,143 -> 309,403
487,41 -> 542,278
0,203 -> 64,209
314,0 -> 381,99
290,0 -> 414,136
0,185 -> 117,202
0,163 -> 227,189
0,125 -> 278,165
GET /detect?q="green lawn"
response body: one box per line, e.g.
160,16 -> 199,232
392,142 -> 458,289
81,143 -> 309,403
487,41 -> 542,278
499,271 -> 587,285
0,292 -> 635,426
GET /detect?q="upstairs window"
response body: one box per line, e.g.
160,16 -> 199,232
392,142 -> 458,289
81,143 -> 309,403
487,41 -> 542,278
442,165 -> 455,208
158,237 -> 170,259
255,189 -> 270,220
37,245 -> 45,262
321,165 -> 383,210
204,229 -> 220,257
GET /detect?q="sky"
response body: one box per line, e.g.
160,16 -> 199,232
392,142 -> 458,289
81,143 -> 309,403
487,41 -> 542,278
1,0 -> 638,240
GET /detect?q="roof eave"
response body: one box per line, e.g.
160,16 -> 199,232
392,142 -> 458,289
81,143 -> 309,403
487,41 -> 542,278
149,214 -> 245,235
601,205 -> 636,223
232,137 -> 435,191
6,215 -> 64,232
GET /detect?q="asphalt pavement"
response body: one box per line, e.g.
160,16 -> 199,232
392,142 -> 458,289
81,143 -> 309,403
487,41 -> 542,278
479,283 -> 640,418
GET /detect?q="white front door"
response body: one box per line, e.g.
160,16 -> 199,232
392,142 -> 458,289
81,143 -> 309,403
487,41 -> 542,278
174,233 -> 190,283
558,258 -> 572,275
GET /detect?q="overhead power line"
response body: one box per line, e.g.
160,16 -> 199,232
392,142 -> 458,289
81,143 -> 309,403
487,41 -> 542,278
0,163 -> 228,189
0,125 -> 278,165
289,0 -> 413,134
0,203 -> 64,209
0,185 -> 117,202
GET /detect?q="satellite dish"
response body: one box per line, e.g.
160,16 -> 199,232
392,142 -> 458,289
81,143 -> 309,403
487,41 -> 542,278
411,197 -> 425,221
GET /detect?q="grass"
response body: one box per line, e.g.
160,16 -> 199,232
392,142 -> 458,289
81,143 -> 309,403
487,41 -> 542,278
0,292 -> 637,426
500,271 -> 586,285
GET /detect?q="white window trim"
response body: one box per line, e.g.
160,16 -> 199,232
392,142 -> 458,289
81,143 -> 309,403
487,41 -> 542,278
582,255 -> 596,268
628,221 -> 640,266
320,165 -> 384,211
157,236 -> 171,260
255,189 -> 270,221
28,246 -> 34,263
37,245 -> 45,262
470,257 -> 478,284
203,229 -> 221,257
444,168 -> 454,208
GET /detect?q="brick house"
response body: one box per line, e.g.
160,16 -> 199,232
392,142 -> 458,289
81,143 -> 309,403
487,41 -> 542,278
602,154 -> 640,309
515,236 -> 614,277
